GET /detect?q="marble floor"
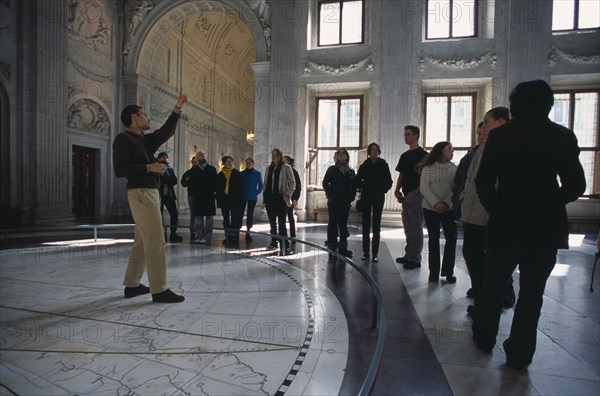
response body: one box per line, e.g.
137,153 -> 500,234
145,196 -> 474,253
1,222 -> 599,395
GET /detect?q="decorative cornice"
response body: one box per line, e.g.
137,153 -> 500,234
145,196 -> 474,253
185,119 -> 218,135
303,56 -> 374,77
419,49 -> 497,72
68,57 -> 112,83
548,44 -> 600,66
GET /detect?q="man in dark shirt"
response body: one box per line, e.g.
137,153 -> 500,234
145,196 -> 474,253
471,80 -> 586,368
394,125 -> 428,269
112,89 -> 187,303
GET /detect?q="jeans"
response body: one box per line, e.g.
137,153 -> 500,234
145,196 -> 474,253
401,190 -> 424,262
240,200 -> 257,232
423,208 -> 457,277
265,196 -> 288,248
361,196 -> 385,257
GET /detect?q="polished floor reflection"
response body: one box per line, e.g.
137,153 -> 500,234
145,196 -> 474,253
1,223 -> 599,395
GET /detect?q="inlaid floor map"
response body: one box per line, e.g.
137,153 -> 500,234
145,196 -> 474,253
0,242 -> 348,395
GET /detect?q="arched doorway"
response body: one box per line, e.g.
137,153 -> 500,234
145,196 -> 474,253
121,1 -> 268,175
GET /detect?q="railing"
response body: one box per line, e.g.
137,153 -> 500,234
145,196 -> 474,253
0,224 -> 386,396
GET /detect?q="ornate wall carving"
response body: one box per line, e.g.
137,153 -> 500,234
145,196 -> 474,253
123,0 -> 154,66
303,56 -> 374,76
0,61 -> 9,80
68,57 -> 112,82
67,99 -> 111,135
548,45 -> 600,66
67,0 -> 110,52
419,49 -> 497,72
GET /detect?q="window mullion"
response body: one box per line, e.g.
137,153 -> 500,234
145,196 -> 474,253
449,0 -> 454,38
336,98 -> 342,147
338,1 -> 344,45
574,0 -> 580,30
569,93 -> 576,130
447,96 -> 452,142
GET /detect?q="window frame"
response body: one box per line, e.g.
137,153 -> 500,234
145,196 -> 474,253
551,89 -> 600,196
422,93 -> 477,154
425,0 -> 479,40
552,0 -> 600,32
317,0 -> 365,47
309,95 -> 364,188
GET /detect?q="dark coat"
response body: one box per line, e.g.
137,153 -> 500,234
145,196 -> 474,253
159,166 -> 178,199
216,169 -> 243,207
188,164 -> 217,216
291,168 -> 302,201
323,165 -> 356,208
476,118 -> 586,249
355,158 -> 394,201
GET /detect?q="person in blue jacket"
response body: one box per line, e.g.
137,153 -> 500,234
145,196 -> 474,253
240,157 -> 263,242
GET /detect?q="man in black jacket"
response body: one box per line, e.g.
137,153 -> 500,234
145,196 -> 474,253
112,89 -> 187,303
471,80 -> 586,368
158,152 -> 183,243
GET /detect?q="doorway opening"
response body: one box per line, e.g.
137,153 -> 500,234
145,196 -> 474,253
72,145 -> 98,218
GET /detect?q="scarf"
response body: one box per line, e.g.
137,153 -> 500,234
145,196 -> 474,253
222,167 -> 233,195
335,160 -> 350,174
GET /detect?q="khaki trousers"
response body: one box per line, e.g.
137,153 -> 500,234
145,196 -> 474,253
123,188 -> 168,294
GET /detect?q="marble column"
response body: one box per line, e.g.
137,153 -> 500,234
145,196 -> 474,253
505,0 -> 552,94
250,62 -> 271,187
24,0 -> 73,223
379,0 -> 421,212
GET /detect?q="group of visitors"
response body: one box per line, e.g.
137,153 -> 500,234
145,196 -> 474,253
113,80 -> 587,372
180,147 -> 302,252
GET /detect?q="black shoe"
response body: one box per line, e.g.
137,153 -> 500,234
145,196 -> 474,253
428,275 -> 439,282
124,284 -> 150,298
503,339 -> 530,369
473,335 -> 494,354
152,289 -> 185,303
169,233 -> 183,243
466,288 -> 477,298
396,256 -> 409,264
372,256 -> 378,263
502,290 -> 516,308
446,275 -> 457,284
361,253 -> 370,261
267,242 -> 279,250
403,261 -> 421,269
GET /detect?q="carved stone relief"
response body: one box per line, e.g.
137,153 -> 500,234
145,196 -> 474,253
548,45 -> 600,66
123,0 -> 154,65
68,57 -> 112,82
186,119 -> 217,135
419,50 -> 497,72
194,14 -> 213,40
68,0 -> 110,52
67,99 -> 111,135
303,56 -> 374,76
0,61 -> 9,80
